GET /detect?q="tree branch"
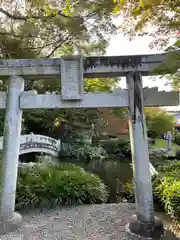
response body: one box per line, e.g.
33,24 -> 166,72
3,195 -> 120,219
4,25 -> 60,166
0,7 -> 72,21
46,35 -> 72,58
0,31 -> 20,37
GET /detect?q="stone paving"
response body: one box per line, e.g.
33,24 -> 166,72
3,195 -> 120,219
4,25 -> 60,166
0,203 -> 179,240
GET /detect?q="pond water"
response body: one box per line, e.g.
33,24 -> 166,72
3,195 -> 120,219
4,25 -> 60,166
81,159 -> 133,202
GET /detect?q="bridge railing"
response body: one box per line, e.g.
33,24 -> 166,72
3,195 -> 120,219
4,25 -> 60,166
0,134 -> 61,156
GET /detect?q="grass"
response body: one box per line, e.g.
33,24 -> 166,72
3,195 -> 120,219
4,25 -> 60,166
152,138 -> 179,151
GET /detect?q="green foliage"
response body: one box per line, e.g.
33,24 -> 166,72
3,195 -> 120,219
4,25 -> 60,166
156,160 -> 180,173
111,108 -> 128,119
112,0 -> 180,89
149,149 -> 165,163
114,0 -> 180,46
16,163 -> 108,210
74,145 -> 106,162
23,77 -> 120,137
145,107 -> 175,137
153,161 -> 180,220
170,69 -> 180,91
100,138 -> 131,158
174,133 -> 180,145
175,148 -> 180,160
0,111 -> 5,136
0,0 -> 121,137
116,180 -> 135,203
147,129 -> 158,139
22,76 -> 119,137
0,0 -> 117,58
60,143 -> 107,163
153,50 -> 180,90
154,176 -> 180,220
85,78 -> 120,93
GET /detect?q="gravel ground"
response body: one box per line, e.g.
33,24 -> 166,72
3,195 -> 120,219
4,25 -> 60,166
1,203 -> 136,240
0,203 -> 179,240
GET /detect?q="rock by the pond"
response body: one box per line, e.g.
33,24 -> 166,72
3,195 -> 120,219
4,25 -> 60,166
19,162 -> 37,168
149,148 -> 165,160
155,148 -> 175,159
149,148 -> 176,159
148,138 -> 156,145
37,155 -> 60,166
163,150 -> 176,159
19,156 -> 60,169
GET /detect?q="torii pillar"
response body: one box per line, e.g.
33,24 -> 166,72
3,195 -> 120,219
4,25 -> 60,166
125,72 -> 164,240
0,76 -> 23,234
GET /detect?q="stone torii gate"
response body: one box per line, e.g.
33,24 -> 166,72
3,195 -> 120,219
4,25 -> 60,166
0,54 -> 179,239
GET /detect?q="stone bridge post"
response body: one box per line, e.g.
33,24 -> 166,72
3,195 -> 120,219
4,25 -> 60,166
125,72 -> 164,240
0,76 -> 24,234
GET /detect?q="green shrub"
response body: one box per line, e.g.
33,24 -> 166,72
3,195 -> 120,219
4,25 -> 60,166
153,176 -> 180,220
16,163 -> 108,210
147,129 -> 158,139
175,149 -> 180,160
157,160 -> 180,174
116,180 -> 135,203
100,138 -> 131,157
153,161 -> 180,220
149,149 -> 165,164
60,144 -> 106,162
54,163 -> 85,171
174,133 -> 180,145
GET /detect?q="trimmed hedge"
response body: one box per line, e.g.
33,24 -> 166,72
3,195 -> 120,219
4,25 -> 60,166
15,163 -> 108,210
153,161 -> 180,220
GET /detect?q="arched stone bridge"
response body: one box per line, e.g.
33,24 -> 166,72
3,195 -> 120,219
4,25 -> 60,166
0,134 -> 61,156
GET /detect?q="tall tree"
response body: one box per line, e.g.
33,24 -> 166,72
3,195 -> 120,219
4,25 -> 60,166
0,0 -> 118,58
0,0 -> 122,138
112,0 -> 180,89
145,107 -> 176,137
113,0 -> 179,46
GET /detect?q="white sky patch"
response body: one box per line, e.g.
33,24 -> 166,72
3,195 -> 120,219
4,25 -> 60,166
106,31 -> 179,110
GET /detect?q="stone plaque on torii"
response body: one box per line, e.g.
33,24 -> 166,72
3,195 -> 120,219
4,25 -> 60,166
0,53 -> 179,239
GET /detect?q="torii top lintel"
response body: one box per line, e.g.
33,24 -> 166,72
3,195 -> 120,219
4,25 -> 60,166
0,53 -> 172,79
